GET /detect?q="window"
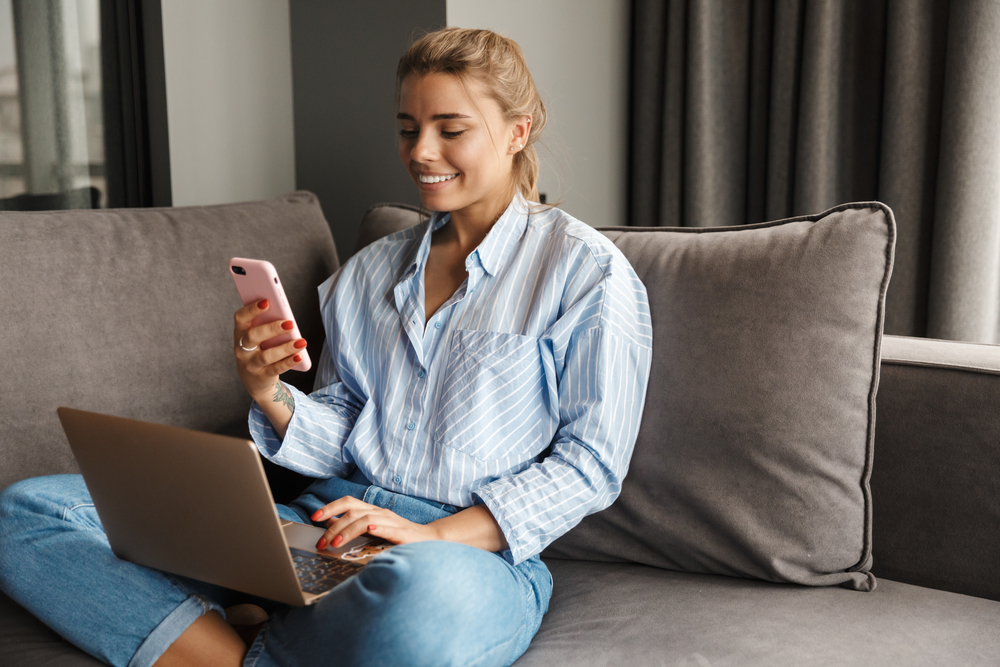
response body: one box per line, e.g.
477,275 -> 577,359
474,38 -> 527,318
0,0 -> 104,208
0,0 -> 168,210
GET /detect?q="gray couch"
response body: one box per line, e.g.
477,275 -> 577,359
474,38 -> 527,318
2,192 -> 999,666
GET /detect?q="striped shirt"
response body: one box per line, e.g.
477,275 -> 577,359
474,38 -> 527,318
250,194 -> 653,564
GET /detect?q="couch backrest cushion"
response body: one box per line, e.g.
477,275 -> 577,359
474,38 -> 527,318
544,203 -> 895,591
353,202 -> 427,255
0,192 -> 338,492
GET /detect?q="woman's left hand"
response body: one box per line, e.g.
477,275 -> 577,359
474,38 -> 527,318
310,497 -> 441,551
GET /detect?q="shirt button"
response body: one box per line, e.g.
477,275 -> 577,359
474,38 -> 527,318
418,370 -> 426,378
407,422 -> 415,431
434,321 -> 443,330
394,475 -> 402,484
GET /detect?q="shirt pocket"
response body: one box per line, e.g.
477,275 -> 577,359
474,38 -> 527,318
433,329 -> 555,462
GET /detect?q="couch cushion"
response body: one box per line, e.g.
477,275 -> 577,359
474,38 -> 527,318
544,203 -> 895,591
0,592 -> 103,666
0,192 -> 339,492
513,559 -> 1000,666
354,202 -> 427,254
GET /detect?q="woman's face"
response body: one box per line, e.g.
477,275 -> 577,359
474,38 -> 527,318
397,72 -> 519,221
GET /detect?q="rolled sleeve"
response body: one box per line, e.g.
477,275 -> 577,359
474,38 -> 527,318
248,381 -> 363,479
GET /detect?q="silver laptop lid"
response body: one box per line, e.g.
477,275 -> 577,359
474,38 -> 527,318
57,407 -> 307,606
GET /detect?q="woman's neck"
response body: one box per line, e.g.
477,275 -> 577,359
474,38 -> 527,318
443,195 -> 512,254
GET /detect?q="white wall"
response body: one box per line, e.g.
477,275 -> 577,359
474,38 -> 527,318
446,0 -> 630,227
160,0 -> 295,206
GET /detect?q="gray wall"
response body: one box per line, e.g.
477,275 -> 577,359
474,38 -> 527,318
161,0 -> 296,207
290,0 -> 446,259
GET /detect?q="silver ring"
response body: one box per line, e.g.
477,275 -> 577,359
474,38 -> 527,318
239,336 -> 258,352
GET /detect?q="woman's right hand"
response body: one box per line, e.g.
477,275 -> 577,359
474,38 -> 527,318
233,299 -> 308,403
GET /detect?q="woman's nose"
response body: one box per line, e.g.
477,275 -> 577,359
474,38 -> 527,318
411,132 -> 438,162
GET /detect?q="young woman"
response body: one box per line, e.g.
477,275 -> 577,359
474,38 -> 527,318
0,28 -> 652,667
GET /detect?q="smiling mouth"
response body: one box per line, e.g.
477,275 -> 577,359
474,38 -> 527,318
418,173 -> 458,184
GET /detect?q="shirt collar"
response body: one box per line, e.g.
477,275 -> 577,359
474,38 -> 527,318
398,213 -> 446,284
400,193 -> 531,281
475,193 -> 531,276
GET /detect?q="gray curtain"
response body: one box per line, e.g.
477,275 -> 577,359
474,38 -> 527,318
629,0 -> 1000,343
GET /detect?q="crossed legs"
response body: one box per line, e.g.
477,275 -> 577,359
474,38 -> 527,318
0,475 -> 551,667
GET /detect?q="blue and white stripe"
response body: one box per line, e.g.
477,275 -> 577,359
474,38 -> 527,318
250,194 -> 653,564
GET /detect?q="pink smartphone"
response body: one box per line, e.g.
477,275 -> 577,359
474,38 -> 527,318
229,257 -> 311,372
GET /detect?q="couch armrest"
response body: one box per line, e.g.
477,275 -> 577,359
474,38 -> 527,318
872,335 -> 1000,601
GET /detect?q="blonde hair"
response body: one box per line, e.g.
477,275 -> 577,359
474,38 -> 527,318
397,27 -> 547,203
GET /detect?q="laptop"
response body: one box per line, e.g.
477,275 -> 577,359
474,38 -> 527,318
57,407 -> 391,607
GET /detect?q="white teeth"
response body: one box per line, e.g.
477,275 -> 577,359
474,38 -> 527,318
419,173 -> 458,184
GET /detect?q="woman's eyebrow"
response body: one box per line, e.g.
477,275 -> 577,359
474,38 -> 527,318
396,113 -> 473,120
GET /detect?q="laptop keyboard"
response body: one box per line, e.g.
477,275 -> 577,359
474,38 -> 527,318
291,549 -> 365,595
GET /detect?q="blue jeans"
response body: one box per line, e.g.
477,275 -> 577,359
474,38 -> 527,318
0,471 -> 552,667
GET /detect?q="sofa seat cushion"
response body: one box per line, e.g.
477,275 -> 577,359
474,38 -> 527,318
513,559 -> 1000,666
9,560 -> 999,667
0,591 -> 103,666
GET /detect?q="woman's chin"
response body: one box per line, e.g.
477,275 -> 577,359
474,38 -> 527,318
418,191 -> 457,212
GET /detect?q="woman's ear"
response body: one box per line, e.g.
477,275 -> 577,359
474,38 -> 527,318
510,115 -> 532,152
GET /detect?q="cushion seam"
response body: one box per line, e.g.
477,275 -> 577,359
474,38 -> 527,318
853,205 -> 896,575
601,201 -> 891,234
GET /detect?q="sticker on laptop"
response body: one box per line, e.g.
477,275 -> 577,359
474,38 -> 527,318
328,536 -> 392,565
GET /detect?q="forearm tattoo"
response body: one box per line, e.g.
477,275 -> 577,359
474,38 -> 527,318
272,381 -> 295,413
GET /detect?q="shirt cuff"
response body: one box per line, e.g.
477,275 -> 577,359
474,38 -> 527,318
473,483 -> 523,566
247,383 -> 307,464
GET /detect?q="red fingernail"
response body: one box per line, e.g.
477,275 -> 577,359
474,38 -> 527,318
368,524 -> 377,531
311,510 -> 323,522
293,354 -> 302,363
294,339 -> 307,349
333,535 -> 343,548
281,320 -> 294,331
317,538 -> 327,550
258,299 -> 269,309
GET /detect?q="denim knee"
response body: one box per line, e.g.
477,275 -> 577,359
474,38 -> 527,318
0,476 -> 43,519
2,473 -> 88,509
0,475 -> 93,525
0,475 -> 98,565
259,541 -> 526,667
348,541 -> 523,665
355,541 -> 488,607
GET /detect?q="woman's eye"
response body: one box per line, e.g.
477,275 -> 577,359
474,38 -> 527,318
398,128 -> 465,139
